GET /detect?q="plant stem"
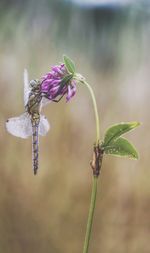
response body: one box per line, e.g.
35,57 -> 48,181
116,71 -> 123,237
83,176 -> 98,253
83,81 -> 100,144
82,80 -> 100,253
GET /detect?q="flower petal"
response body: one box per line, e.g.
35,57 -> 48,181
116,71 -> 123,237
40,62 -> 77,102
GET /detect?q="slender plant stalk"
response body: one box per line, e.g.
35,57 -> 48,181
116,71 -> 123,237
84,81 -> 100,144
82,80 -> 100,253
83,176 -> 98,253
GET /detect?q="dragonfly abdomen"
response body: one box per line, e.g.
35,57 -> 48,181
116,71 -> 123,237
32,118 -> 40,175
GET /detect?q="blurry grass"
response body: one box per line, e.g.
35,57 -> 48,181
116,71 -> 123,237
0,1 -> 150,253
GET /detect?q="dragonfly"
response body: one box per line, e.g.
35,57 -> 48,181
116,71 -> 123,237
6,70 -> 50,175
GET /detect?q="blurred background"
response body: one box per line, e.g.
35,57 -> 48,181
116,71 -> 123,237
0,0 -> 149,252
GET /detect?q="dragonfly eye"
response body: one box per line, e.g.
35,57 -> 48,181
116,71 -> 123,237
30,80 -> 38,88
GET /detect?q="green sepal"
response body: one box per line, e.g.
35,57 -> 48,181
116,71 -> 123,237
103,122 -> 140,146
54,74 -> 73,97
63,55 -> 76,74
104,137 -> 139,159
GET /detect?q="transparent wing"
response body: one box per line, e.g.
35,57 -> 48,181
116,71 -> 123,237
39,115 -> 50,136
41,97 -> 51,107
6,112 -> 32,138
24,69 -> 31,106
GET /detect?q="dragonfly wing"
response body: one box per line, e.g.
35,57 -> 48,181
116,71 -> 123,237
6,113 -> 32,138
24,69 -> 31,106
39,115 -> 50,136
41,97 -> 51,107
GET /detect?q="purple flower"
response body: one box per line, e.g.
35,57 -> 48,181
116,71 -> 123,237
41,64 -> 77,102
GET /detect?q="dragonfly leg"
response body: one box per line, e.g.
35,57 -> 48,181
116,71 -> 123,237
52,94 -> 64,103
42,93 -> 64,103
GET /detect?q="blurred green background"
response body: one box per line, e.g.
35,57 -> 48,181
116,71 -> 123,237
0,0 -> 149,252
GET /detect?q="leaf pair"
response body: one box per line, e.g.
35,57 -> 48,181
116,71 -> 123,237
102,122 -> 140,159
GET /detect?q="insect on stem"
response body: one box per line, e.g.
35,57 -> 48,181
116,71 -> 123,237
90,143 -> 104,177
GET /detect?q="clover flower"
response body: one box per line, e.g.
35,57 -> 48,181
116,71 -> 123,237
41,63 -> 76,102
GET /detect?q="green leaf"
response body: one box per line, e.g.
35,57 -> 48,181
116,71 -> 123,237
104,137 -> 139,159
63,55 -> 76,74
103,122 -> 140,146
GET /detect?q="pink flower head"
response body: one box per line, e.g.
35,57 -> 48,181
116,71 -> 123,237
41,64 -> 76,102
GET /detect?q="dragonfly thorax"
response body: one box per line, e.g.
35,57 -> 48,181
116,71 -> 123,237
26,92 -> 42,115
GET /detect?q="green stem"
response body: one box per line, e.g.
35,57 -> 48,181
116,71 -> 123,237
83,81 -> 100,144
81,80 -> 100,253
83,176 -> 98,253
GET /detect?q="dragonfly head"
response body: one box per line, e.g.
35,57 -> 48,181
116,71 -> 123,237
29,79 -> 40,89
